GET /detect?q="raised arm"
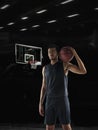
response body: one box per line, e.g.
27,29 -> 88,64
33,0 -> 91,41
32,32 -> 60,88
67,47 -> 87,74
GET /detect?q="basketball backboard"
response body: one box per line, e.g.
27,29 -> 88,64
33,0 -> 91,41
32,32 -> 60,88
15,43 -> 43,68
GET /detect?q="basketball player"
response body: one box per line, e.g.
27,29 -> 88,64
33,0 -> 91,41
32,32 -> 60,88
39,44 -> 87,130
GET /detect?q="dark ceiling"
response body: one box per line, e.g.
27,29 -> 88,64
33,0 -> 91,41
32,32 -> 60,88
0,0 -> 98,56
0,0 -> 98,35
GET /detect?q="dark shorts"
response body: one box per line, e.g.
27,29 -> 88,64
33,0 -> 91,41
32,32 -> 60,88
44,96 -> 71,125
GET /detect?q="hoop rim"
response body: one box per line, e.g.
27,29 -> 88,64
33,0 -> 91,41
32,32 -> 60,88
28,60 -> 37,69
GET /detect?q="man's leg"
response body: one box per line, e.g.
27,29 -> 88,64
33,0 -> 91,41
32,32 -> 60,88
61,124 -> 72,130
46,125 -> 55,130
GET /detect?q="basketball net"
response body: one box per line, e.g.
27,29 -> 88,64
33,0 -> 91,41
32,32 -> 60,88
28,60 -> 37,69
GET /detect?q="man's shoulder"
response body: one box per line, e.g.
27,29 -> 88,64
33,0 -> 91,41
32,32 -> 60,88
44,63 -> 50,67
42,63 -> 50,69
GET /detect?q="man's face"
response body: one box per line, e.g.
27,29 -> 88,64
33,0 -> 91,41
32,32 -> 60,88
48,48 -> 58,60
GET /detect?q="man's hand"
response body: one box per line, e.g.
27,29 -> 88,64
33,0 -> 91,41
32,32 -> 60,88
68,47 -> 76,56
39,103 -> 44,117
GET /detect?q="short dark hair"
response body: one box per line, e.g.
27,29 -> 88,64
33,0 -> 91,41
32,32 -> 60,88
47,44 -> 59,53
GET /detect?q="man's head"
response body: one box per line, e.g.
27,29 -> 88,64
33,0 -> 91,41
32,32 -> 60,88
47,44 -> 59,60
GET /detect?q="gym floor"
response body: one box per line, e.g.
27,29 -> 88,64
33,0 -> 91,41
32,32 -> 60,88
0,124 -> 98,130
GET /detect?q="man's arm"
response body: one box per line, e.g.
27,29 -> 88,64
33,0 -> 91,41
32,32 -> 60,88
39,66 -> 46,105
39,66 -> 46,116
67,48 -> 87,74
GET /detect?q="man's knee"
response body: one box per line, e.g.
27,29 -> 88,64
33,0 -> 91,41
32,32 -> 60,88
62,124 -> 72,130
46,125 -> 55,130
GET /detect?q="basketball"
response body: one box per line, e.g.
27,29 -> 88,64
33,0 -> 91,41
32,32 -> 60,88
59,46 -> 74,62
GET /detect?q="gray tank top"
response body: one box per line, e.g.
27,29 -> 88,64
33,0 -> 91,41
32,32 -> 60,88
45,61 -> 68,97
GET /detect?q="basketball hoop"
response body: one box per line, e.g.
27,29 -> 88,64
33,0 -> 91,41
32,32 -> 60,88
30,63 -> 37,69
28,60 -> 37,69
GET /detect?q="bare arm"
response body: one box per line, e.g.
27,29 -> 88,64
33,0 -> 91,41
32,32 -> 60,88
39,66 -> 46,116
67,48 -> 87,74
39,66 -> 46,105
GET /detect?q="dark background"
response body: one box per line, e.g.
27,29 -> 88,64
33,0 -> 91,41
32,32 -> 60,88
0,0 -> 98,127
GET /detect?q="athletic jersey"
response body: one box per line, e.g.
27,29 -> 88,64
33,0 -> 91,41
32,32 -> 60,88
45,61 -> 68,97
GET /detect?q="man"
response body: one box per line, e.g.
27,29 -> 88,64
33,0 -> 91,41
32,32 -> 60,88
39,44 -> 87,130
